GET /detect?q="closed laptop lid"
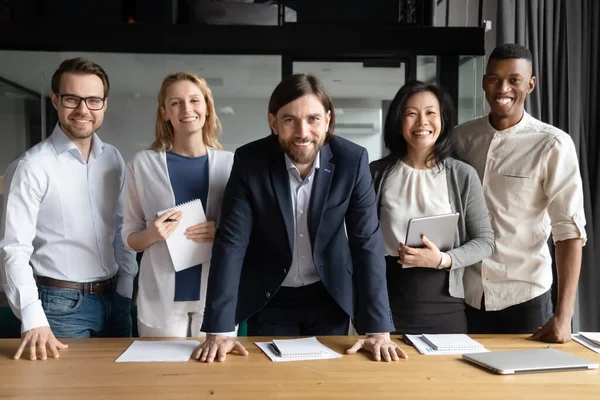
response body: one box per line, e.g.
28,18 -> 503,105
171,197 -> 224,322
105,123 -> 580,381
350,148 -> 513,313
463,347 -> 599,375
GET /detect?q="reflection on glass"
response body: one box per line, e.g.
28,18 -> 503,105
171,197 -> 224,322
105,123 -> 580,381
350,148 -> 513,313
458,55 -> 485,124
0,52 -> 45,222
417,56 -> 437,83
293,61 -> 406,162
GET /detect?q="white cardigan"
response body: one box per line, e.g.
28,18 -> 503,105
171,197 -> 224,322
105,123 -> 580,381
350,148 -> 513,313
122,147 -> 234,328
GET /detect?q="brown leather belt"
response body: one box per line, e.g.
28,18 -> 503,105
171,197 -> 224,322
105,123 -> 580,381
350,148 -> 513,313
36,276 -> 116,294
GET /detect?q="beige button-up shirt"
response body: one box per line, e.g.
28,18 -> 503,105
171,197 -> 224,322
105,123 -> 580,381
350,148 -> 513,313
455,112 -> 586,311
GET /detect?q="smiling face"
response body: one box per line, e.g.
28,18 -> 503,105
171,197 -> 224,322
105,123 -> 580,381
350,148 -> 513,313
268,94 -> 331,168
51,72 -> 106,141
161,80 -> 207,138
401,91 -> 442,155
483,58 -> 536,128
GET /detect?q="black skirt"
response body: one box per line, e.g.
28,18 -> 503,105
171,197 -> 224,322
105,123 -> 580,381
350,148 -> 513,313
385,256 -> 467,334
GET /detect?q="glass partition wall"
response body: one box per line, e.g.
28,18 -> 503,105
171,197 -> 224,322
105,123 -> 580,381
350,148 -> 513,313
0,50 -> 484,193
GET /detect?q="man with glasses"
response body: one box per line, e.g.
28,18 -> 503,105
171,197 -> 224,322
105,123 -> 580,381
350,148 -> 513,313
0,58 -> 138,360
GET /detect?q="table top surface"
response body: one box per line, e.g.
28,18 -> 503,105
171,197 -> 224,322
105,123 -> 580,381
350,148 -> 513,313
1,335 -> 599,400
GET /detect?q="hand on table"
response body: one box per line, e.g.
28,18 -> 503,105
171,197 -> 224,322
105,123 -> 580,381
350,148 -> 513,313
14,326 -> 68,361
528,314 -> 572,343
345,333 -> 408,361
193,334 -> 249,363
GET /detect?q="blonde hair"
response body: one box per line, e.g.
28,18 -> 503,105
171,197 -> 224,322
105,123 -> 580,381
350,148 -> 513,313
151,72 -> 223,151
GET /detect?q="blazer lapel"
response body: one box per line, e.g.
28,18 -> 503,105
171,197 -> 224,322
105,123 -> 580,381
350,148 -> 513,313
308,144 -> 335,249
269,140 -> 295,253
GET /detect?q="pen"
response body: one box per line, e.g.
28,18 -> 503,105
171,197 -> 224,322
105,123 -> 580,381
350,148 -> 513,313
269,343 -> 282,357
165,218 -> 178,222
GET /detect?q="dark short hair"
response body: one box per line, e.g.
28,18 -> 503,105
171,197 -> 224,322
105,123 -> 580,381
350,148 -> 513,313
51,57 -> 110,98
488,43 -> 533,65
268,73 -> 335,141
383,81 -> 457,166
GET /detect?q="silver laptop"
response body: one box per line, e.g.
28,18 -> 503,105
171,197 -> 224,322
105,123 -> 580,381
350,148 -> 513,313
463,347 -> 599,375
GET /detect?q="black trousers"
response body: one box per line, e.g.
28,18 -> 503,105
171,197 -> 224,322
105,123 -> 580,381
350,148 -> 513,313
246,281 -> 349,336
465,290 -> 553,334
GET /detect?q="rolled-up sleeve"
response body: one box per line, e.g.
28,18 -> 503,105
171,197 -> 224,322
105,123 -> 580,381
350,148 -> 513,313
543,134 -> 587,244
0,160 -> 49,332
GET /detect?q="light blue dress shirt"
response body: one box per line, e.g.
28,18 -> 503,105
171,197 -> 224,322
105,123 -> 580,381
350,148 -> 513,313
281,152 -> 321,287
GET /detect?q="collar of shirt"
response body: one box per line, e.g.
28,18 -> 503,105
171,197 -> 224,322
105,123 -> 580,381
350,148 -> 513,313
284,151 -> 321,183
485,110 -> 531,135
50,123 -> 105,162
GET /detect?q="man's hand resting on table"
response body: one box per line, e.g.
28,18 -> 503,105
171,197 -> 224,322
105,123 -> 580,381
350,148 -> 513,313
346,333 -> 408,361
14,326 -> 69,360
193,334 -> 249,363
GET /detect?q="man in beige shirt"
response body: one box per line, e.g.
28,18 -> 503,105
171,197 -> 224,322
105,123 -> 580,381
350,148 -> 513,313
455,44 -> 586,343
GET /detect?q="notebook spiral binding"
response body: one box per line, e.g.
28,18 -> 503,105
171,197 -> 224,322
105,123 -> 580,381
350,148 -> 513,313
156,198 -> 202,216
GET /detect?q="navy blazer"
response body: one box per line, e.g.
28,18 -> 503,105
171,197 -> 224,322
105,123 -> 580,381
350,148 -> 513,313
202,135 -> 394,334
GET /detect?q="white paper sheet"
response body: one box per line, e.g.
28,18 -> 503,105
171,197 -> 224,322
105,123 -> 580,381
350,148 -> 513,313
116,340 -> 199,362
573,333 -> 600,354
404,334 -> 489,355
255,339 -> 342,362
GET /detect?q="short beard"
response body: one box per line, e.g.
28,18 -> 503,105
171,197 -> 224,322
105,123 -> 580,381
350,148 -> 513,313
279,137 -> 323,165
60,122 -> 97,140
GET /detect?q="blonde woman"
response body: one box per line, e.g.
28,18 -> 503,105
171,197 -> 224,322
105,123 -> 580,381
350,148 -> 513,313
122,72 -> 235,337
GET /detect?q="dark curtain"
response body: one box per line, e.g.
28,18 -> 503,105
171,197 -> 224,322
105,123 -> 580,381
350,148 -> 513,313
497,0 -> 600,331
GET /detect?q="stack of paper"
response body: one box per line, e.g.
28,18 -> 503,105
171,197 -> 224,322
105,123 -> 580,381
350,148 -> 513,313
573,332 -> 600,354
255,337 -> 342,362
405,334 -> 488,355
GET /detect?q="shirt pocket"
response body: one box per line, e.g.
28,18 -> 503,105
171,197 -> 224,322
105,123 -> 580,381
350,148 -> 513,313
499,173 -> 537,191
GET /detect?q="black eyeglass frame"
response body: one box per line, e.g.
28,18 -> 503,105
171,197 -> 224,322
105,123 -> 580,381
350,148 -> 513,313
56,93 -> 106,111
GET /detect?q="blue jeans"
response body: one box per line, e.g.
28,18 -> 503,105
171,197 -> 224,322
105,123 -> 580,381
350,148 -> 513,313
38,285 -> 132,338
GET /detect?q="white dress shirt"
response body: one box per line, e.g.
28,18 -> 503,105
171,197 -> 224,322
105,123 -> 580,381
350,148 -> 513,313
455,112 -> 586,310
380,161 -> 452,256
281,152 -> 321,287
0,124 -> 138,332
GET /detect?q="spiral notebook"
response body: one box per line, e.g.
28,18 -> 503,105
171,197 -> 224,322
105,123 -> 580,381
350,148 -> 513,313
404,334 -> 488,355
255,337 -> 342,362
156,199 -> 211,272
422,334 -> 485,351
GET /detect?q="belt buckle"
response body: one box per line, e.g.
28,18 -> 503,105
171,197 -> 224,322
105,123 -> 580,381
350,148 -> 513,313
88,282 -> 100,295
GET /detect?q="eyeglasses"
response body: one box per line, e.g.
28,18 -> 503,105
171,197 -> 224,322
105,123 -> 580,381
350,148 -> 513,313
57,94 -> 106,111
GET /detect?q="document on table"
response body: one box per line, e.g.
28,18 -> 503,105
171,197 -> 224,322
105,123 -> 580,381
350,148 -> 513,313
116,340 -> 200,362
573,333 -> 600,354
255,337 -> 342,362
404,334 -> 489,355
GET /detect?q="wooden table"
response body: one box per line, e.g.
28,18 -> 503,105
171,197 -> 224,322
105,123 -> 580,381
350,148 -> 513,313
1,335 -> 599,399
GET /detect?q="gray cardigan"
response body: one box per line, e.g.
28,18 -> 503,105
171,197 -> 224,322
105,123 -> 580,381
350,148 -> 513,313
370,156 -> 495,299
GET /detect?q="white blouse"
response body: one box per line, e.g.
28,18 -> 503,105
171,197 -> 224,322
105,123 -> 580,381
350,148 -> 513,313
380,161 -> 452,256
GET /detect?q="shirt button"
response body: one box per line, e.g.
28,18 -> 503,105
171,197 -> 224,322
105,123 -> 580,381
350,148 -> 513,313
299,233 -> 304,238
301,256 -> 305,259
283,268 -> 287,274
299,209 -> 304,214
265,292 -> 271,298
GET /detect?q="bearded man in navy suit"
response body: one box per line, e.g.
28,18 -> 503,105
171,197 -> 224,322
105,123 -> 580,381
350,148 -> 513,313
195,74 -> 406,363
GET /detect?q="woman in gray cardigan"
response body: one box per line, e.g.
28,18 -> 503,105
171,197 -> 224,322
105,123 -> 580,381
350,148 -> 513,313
370,81 -> 494,334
